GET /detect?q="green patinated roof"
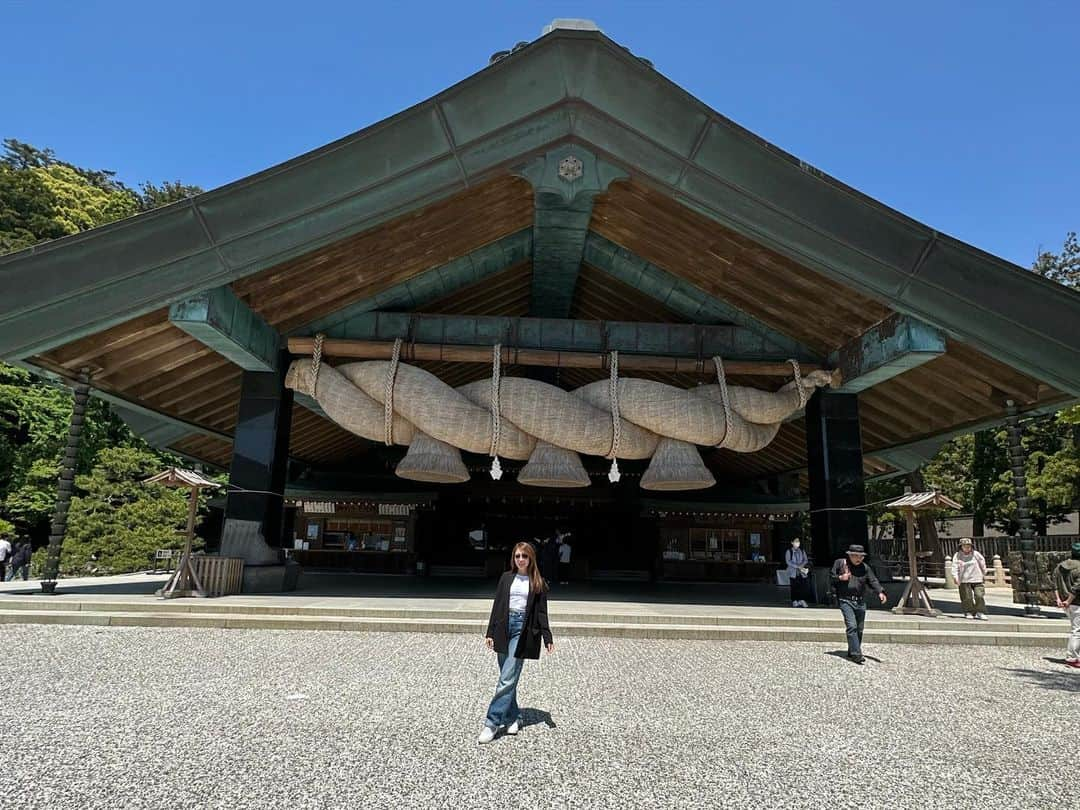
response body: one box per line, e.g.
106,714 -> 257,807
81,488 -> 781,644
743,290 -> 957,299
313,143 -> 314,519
2,28 -> 1079,396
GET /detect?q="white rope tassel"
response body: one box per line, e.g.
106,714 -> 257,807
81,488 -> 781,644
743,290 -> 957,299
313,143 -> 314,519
607,350 -> 621,482
383,338 -> 402,446
713,355 -> 733,448
489,343 -> 503,480
790,358 -> 807,410
310,333 -> 325,395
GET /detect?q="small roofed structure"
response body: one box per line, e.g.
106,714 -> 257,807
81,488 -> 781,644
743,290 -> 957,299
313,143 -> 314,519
144,467 -> 220,598
887,489 -> 963,617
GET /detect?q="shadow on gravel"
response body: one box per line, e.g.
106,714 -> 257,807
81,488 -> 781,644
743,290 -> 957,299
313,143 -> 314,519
1002,667 -> 1080,692
519,708 -> 556,730
824,650 -> 883,664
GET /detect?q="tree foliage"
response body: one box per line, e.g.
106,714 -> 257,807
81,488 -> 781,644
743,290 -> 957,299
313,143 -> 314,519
0,139 -> 209,574
60,447 -> 204,576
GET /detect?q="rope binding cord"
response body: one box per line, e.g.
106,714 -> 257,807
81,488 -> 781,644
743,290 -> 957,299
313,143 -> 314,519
789,358 -> 806,410
383,338 -> 403,446
310,333 -> 326,393
607,350 -> 621,483
712,355 -> 733,448
489,343 -> 503,480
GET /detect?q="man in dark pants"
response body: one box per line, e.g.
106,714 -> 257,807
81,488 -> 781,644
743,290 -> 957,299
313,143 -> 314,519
831,544 -> 888,664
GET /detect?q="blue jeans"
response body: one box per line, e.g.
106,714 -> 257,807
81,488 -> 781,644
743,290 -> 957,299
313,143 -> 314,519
839,600 -> 866,656
485,610 -> 525,729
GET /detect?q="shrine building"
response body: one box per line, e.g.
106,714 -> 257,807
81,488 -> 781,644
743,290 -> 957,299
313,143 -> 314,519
3,21 -> 1079,591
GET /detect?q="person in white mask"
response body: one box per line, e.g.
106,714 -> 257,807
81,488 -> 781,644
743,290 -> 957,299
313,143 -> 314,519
786,538 -> 812,607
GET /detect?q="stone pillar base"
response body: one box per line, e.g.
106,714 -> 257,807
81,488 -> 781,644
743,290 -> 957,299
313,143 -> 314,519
241,560 -> 301,593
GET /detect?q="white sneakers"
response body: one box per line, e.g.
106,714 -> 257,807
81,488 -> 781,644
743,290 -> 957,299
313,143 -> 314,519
478,719 -> 520,744
792,600 -> 800,607
974,612 -> 988,621
964,613 -> 974,619
791,600 -> 808,608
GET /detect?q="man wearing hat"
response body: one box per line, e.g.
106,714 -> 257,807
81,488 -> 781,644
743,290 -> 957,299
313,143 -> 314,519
831,544 -> 887,664
952,538 -> 988,620
1052,541 -> 1080,669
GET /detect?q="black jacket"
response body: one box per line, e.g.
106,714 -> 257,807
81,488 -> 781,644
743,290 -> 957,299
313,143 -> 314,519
10,542 -> 31,568
485,571 -> 554,660
831,558 -> 884,601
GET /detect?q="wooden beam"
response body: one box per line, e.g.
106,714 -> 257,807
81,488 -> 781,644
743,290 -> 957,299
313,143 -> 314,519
169,286 -> 280,372
828,313 -> 946,392
286,337 -> 824,377
297,313 -> 823,364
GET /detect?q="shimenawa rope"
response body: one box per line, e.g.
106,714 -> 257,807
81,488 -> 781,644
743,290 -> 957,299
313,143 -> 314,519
489,343 -> 503,480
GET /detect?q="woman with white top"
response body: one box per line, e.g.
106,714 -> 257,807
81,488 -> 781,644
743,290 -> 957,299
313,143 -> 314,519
786,538 -> 812,607
479,541 -> 555,744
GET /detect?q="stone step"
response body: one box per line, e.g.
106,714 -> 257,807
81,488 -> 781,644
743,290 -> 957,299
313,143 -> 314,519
0,598 -> 1062,634
0,609 -> 1062,647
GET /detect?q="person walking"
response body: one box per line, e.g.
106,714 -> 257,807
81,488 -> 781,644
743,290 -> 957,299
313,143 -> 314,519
479,541 -> 555,743
831,544 -> 887,665
6,540 -> 32,581
786,538 -> 812,607
0,532 -> 12,583
1053,541 -> 1080,670
952,538 -> 988,620
557,533 -> 572,585
541,534 -> 560,586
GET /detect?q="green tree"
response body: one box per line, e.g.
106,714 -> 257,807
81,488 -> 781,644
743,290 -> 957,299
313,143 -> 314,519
60,446 -> 204,575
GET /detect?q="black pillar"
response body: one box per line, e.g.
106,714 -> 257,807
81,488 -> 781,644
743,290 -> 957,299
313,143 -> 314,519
224,356 -> 293,552
805,390 -> 867,564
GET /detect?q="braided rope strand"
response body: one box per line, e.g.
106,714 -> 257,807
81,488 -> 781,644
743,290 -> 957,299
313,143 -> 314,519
489,344 -> 503,479
790,358 -> 806,410
712,355 -> 733,448
384,338 -> 402,446
310,333 -> 325,393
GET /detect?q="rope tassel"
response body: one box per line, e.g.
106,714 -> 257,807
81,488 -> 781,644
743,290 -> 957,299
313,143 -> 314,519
607,350 -> 622,483
489,343 -> 503,480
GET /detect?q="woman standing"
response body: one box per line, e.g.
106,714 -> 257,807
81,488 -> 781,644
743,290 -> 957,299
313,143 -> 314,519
479,541 -> 554,744
786,538 -> 812,607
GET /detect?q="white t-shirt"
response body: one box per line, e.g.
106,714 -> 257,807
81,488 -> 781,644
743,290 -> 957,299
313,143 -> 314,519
558,543 -> 572,563
509,574 -> 530,612
0,539 -> 11,562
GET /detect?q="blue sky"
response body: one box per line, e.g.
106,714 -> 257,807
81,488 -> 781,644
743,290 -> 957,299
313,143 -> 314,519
4,0 -> 1078,268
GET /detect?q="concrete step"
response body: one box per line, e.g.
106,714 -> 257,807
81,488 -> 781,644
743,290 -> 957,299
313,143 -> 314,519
0,598 -> 1062,634
0,608 -> 1063,647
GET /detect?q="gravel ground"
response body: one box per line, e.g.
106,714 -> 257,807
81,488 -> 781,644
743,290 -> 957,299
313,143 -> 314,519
0,625 -> 1075,810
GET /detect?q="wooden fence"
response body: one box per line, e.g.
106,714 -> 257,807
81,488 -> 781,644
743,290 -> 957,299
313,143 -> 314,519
190,555 -> 245,597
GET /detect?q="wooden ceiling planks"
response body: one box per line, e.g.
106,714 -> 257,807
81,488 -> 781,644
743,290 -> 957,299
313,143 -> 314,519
419,262 -> 532,318
590,180 -> 892,353
169,433 -> 233,469
572,264 -> 686,324
232,175 -> 534,333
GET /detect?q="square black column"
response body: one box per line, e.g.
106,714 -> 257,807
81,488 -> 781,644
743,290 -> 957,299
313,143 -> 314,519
224,354 -> 293,551
805,390 -> 867,564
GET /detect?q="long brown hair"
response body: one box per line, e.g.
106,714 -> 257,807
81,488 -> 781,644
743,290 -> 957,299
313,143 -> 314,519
510,541 -> 547,594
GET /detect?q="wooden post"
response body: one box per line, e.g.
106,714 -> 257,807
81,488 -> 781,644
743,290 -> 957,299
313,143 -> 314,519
160,485 -> 206,599
944,555 -> 957,589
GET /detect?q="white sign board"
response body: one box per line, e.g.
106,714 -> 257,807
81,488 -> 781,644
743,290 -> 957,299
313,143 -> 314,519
378,503 -> 412,516
303,501 -> 335,514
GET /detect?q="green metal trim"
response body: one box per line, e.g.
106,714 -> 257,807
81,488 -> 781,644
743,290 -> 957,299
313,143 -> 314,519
828,313 -> 946,393
294,229 -> 533,337
169,286 -> 280,371
330,312 -> 821,362
514,145 -> 627,317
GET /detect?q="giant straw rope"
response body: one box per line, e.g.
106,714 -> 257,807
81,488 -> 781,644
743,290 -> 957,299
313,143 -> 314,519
285,340 -> 832,490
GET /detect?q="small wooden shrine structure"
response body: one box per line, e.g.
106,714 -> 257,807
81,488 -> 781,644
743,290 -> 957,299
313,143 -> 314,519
888,490 -> 963,617
145,467 -> 220,599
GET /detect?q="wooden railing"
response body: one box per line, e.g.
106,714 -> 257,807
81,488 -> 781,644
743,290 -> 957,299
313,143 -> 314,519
190,555 -> 244,597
